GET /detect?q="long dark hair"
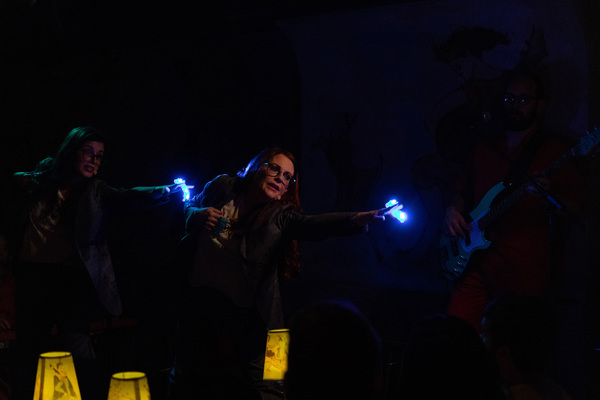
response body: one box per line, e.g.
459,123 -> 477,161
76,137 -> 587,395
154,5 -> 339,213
237,146 -> 301,208
238,147 -> 302,277
35,126 -> 106,182
29,126 -> 105,216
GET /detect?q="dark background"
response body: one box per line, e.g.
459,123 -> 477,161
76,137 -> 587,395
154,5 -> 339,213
1,0 -> 600,399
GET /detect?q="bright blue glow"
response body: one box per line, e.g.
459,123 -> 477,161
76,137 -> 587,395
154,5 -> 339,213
385,199 -> 407,223
174,178 -> 191,201
393,209 -> 408,223
385,199 -> 398,208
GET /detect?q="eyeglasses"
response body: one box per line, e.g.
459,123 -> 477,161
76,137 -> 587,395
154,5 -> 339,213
79,148 -> 103,163
504,94 -> 538,105
263,163 -> 295,185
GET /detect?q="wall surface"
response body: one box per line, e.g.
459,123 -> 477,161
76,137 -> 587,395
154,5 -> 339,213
0,0 -> 598,398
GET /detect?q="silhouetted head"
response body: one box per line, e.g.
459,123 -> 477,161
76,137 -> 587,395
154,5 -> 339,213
482,295 -> 557,376
284,300 -> 382,400
399,313 -> 504,400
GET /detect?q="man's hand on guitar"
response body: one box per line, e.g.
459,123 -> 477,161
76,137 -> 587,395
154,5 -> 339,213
444,206 -> 471,242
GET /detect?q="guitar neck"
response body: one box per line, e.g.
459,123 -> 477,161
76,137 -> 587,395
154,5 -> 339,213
478,147 -> 576,230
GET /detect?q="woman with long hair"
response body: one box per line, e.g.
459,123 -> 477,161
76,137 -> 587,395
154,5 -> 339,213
6,126 -> 180,400
170,147 -> 396,400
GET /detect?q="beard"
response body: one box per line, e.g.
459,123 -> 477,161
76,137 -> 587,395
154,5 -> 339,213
504,109 -> 537,131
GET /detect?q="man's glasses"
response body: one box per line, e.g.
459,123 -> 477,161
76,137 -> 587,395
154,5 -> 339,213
79,148 -> 103,163
504,94 -> 538,105
263,163 -> 295,185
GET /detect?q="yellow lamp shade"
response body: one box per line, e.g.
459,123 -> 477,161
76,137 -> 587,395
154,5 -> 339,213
33,351 -> 81,400
107,372 -> 151,400
263,329 -> 289,381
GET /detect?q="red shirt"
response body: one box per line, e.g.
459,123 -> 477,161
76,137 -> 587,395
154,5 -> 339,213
458,132 -> 579,296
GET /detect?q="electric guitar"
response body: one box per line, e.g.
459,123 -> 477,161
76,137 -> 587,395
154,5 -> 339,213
440,128 -> 600,280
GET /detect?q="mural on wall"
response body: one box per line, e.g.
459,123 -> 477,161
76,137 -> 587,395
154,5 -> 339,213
277,0 -> 588,291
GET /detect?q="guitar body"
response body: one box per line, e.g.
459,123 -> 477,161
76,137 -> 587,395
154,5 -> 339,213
440,182 -> 505,280
439,127 -> 600,280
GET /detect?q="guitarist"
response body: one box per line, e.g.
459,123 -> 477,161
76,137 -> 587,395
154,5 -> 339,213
443,71 -> 584,333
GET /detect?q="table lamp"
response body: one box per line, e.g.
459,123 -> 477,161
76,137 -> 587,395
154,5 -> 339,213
107,371 -> 151,400
263,328 -> 289,381
33,351 -> 81,400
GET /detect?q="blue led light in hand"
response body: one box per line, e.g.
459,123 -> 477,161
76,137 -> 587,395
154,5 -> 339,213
392,209 -> 408,223
385,199 -> 398,208
384,199 -> 407,223
174,178 -> 191,201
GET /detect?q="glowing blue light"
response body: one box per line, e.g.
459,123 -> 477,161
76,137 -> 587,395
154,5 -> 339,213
393,209 -> 408,223
385,199 -> 398,208
174,178 -> 191,201
385,199 -> 407,223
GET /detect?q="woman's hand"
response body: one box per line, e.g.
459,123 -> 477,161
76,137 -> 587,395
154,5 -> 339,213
152,181 -> 195,203
189,207 -> 226,232
351,209 -> 386,231
152,184 -> 182,200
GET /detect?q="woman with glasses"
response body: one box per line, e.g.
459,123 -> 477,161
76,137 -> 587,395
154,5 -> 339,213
170,147 -> 392,400
4,126 -> 180,400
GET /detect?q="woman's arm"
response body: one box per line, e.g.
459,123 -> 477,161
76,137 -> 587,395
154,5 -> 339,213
280,207 -> 388,241
349,209 -> 387,230
183,175 -> 236,234
98,181 -> 180,212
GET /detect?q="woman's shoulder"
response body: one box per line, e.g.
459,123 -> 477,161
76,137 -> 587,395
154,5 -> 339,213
189,174 -> 241,207
202,174 -> 234,187
202,174 -> 242,195
211,174 -> 236,184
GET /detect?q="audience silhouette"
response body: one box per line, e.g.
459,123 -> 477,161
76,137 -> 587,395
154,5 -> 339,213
284,300 -> 383,400
398,313 -> 505,400
482,295 -> 573,400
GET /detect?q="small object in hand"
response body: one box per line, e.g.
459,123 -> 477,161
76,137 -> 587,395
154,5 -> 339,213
212,217 -> 229,234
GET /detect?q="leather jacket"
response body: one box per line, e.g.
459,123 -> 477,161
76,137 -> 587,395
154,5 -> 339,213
183,174 -> 363,328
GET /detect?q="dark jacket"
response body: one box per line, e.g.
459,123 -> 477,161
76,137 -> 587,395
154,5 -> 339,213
183,174 -> 363,328
6,172 -> 167,316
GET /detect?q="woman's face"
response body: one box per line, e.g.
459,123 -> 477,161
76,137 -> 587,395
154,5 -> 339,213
256,153 -> 295,202
74,141 -> 104,178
